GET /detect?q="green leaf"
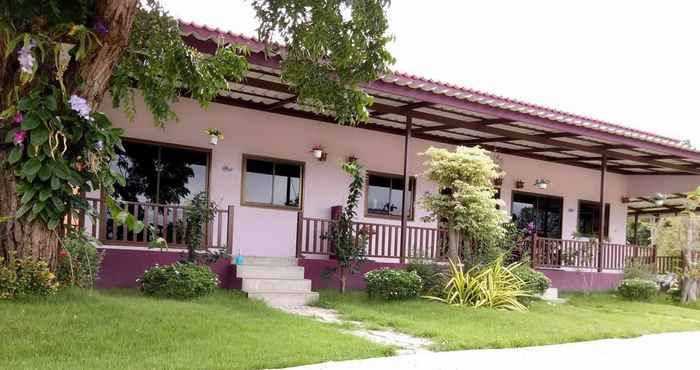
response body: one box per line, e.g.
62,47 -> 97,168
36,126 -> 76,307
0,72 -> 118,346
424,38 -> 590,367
131,220 -> 145,234
4,128 -> 18,143
31,201 -> 46,215
49,161 -> 69,180
7,147 -> 23,164
116,211 -> 129,225
30,127 -> 49,146
39,188 -> 52,202
21,158 -> 42,177
50,176 -> 61,190
50,197 -> 65,212
15,203 -> 31,219
44,94 -> 57,111
47,217 -> 60,230
21,114 -> 41,130
38,164 -> 52,181
20,187 -> 38,203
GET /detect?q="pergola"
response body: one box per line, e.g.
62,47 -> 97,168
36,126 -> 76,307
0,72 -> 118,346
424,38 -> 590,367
180,22 -> 700,263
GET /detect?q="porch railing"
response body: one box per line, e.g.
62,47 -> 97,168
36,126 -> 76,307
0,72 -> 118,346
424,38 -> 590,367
531,237 -> 656,271
296,214 -> 447,261
80,197 -> 234,251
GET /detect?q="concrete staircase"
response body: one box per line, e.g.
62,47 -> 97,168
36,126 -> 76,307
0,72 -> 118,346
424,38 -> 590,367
236,256 -> 318,307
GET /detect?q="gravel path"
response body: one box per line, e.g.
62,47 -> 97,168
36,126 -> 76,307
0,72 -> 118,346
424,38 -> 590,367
276,331 -> 700,370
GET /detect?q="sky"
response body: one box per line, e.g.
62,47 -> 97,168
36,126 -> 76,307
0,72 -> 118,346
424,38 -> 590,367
162,0 -> 700,144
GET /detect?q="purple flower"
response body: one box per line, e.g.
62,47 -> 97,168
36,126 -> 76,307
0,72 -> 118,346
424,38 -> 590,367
14,130 -> 27,145
94,140 -> 104,151
13,112 -> 23,126
93,22 -> 108,37
69,94 -> 93,121
17,41 -> 36,74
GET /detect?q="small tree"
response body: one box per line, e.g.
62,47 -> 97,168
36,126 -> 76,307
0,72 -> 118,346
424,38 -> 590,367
678,187 -> 700,303
421,146 -> 507,263
181,192 -> 227,264
324,161 -> 368,293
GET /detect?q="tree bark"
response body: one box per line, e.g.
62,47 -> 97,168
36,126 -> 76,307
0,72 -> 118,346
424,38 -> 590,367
680,216 -> 698,304
447,220 -> 461,264
0,0 -> 137,269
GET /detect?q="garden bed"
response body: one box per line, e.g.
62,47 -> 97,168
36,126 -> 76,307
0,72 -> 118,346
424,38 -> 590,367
317,290 -> 700,351
0,289 -> 390,370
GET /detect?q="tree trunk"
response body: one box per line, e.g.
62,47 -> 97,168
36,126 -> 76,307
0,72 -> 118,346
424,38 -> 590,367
0,0 -> 137,269
447,220 -> 461,264
680,216 -> 698,304
339,267 -> 347,293
0,152 -> 59,268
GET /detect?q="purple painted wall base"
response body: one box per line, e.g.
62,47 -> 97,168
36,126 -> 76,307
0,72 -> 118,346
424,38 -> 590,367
538,269 -> 623,292
299,259 -> 406,291
96,248 -> 236,289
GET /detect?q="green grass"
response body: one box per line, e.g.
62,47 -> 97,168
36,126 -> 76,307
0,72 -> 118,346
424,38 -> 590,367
318,290 -> 700,351
0,289 -> 391,370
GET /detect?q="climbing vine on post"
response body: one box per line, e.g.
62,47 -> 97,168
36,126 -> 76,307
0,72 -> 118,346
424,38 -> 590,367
323,161 -> 368,293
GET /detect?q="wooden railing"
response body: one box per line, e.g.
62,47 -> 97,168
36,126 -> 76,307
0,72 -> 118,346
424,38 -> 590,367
81,198 -> 233,251
296,215 -> 447,261
532,236 -> 659,272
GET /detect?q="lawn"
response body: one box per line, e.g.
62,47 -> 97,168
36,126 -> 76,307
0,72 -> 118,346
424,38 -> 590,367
0,289 -> 390,370
318,290 -> 700,351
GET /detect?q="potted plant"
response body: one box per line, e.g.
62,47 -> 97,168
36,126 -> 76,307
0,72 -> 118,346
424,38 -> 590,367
311,145 -> 326,161
204,128 -> 223,145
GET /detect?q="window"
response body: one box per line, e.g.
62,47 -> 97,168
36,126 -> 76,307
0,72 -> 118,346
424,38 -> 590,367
107,140 -> 210,242
365,172 -> 415,219
242,155 -> 303,209
578,200 -> 610,237
511,192 -> 563,238
111,140 -> 209,205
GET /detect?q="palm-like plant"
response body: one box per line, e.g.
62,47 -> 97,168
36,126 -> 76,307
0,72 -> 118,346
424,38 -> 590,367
425,254 -> 529,311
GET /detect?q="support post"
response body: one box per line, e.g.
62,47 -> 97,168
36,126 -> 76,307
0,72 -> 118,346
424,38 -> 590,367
399,116 -> 413,264
295,211 -> 303,258
598,155 -> 607,272
226,205 -> 235,255
531,233 -> 538,269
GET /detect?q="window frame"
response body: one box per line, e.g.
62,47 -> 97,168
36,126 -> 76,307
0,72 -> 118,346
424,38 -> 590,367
107,137 -> 212,205
240,154 -> 305,211
364,170 -> 416,221
576,199 -> 611,238
510,190 -> 564,239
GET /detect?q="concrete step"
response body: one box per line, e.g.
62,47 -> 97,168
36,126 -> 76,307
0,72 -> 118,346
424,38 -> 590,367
242,278 -> 312,293
236,265 -> 305,279
247,291 -> 319,307
237,256 -> 298,266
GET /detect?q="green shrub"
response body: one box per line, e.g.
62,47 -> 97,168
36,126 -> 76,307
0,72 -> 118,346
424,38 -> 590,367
425,255 -> 528,311
623,259 -> 656,281
364,268 -> 422,300
0,254 -> 59,299
512,265 -> 551,295
406,260 -> 443,294
617,278 -> 657,301
57,231 -> 104,288
139,262 -> 219,299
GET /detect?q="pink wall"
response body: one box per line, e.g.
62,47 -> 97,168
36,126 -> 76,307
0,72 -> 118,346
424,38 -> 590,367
538,269 -> 623,292
626,174 -> 700,198
101,95 -> 684,258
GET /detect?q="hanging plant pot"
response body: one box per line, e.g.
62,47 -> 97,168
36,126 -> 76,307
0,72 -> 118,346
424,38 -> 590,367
209,135 -> 219,145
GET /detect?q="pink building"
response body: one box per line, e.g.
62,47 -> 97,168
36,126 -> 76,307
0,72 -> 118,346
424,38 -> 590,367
88,22 -> 700,303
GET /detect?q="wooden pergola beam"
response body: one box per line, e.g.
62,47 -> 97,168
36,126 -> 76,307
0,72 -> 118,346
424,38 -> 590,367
371,101 -> 433,117
460,132 -> 578,145
413,118 -> 513,133
266,96 -> 297,111
237,76 -> 700,174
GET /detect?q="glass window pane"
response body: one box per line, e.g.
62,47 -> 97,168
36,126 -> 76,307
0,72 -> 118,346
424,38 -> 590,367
112,141 -> 159,203
245,159 -> 274,204
273,163 -> 301,207
159,147 -> 208,205
511,193 -> 562,238
367,175 -> 391,215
